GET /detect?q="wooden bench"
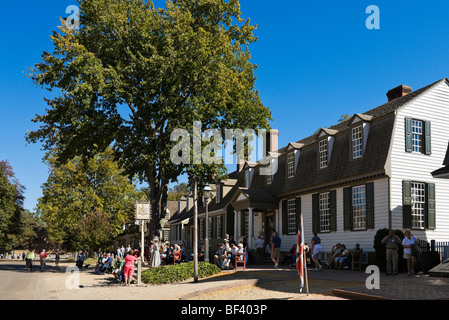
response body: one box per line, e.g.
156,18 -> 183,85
173,254 -> 181,265
351,252 -> 368,270
235,247 -> 247,270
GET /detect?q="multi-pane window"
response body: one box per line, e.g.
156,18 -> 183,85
319,193 -> 330,232
244,212 -> 249,236
216,185 -> 221,203
200,219 -> 204,240
287,152 -> 295,178
352,186 -> 366,230
244,170 -> 250,188
217,216 -> 222,239
412,120 -> 423,153
319,139 -> 328,169
287,199 -> 296,234
208,217 -> 212,239
411,182 -> 426,229
352,126 -> 363,159
265,160 -> 273,185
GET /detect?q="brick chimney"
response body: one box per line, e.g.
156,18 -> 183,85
264,129 -> 279,156
387,85 -> 412,102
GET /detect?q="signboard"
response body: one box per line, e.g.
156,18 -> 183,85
136,202 -> 151,220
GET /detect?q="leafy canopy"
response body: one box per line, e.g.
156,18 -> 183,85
27,0 -> 272,236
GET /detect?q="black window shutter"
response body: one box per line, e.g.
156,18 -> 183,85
427,183 -> 436,230
366,182 -> 375,229
425,121 -> 432,155
343,187 -> 352,231
282,200 -> 288,235
403,180 -> 412,229
312,194 -> 319,234
295,197 -> 302,229
329,190 -> 337,232
405,117 -> 413,153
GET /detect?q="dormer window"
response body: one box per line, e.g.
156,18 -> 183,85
319,139 -> 328,169
216,184 -> 221,203
244,169 -> 250,188
287,152 -> 295,178
266,163 -> 272,185
352,125 -> 363,159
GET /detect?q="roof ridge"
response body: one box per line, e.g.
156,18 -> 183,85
276,77 -> 447,153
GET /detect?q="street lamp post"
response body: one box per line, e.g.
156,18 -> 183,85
203,184 -> 212,263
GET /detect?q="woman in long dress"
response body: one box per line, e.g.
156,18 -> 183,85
151,239 -> 161,267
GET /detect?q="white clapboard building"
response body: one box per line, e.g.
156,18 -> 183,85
169,78 -> 449,260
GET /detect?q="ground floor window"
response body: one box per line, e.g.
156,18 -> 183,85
319,192 -> 330,232
411,182 -> 426,229
287,199 -> 296,234
352,185 -> 366,230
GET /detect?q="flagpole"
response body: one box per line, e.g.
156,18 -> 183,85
301,213 -> 309,296
304,249 -> 309,296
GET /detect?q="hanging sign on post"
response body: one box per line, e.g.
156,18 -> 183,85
136,201 -> 151,221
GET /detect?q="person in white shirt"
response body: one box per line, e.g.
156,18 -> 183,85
402,229 -> 418,276
255,236 -> 265,264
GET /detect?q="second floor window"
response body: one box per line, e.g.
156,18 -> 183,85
412,120 -> 423,153
352,126 -> 363,159
287,152 -> 295,178
319,139 -> 328,169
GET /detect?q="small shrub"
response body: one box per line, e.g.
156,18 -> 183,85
141,261 -> 221,284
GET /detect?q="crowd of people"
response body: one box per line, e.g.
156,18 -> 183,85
213,235 -> 246,270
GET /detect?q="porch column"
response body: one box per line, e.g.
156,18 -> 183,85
248,207 -> 254,249
234,211 -> 238,241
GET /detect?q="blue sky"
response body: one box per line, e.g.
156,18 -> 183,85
2,0 -> 449,211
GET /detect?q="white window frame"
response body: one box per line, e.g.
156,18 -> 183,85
412,120 -> 423,153
352,185 -> 366,230
352,125 -> 363,159
319,139 -> 328,169
287,199 -> 296,234
411,182 -> 426,229
287,152 -> 295,178
319,192 -> 330,232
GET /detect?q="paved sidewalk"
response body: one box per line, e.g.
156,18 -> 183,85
2,260 -> 449,300
188,264 -> 449,300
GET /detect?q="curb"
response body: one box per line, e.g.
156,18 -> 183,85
332,289 -> 393,300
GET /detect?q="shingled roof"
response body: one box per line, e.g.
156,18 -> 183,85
262,78 -> 447,196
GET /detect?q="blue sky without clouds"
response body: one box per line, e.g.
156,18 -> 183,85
1,0 -> 449,211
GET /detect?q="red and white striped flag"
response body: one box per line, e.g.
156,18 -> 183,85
296,213 -> 305,290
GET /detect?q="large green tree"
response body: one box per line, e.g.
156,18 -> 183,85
0,161 -> 36,252
37,148 -> 141,250
27,0 -> 272,238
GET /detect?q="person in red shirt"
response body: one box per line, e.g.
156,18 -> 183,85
124,249 -> 139,286
40,249 -> 48,272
